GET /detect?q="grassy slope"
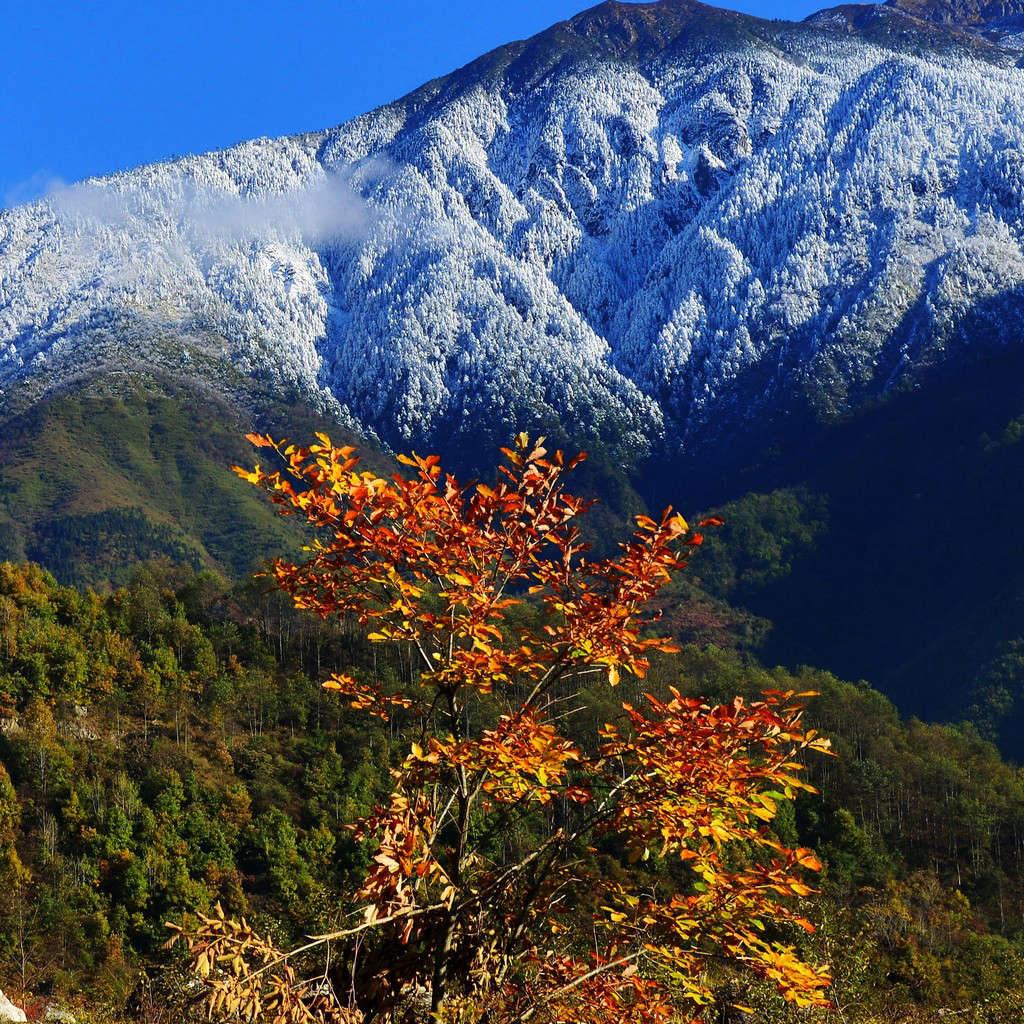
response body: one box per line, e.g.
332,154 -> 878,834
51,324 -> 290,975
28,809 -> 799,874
0,375 -> 390,588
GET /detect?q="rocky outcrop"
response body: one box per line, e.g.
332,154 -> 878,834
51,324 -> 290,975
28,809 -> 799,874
887,0 -> 1024,25
0,991 -> 27,1023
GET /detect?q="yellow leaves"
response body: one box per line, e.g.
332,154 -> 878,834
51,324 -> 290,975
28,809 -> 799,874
170,903 -> 359,1024
321,673 -> 416,720
320,674 -> 354,692
224,428 -> 833,1021
667,513 -> 689,538
231,465 -> 263,485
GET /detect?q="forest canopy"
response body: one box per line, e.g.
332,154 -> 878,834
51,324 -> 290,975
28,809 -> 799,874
0,438 -> 1022,1021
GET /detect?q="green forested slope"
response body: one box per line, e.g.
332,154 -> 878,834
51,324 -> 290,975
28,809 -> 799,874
7,347 -> 1024,767
0,377 -> 386,587
6,354 -> 1024,761
0,562 -> 1023,1021
682,347 -> 1024,756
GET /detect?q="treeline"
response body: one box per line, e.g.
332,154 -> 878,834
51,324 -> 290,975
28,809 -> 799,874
0,562 -> 397,1009
0,562 -> 1022,1020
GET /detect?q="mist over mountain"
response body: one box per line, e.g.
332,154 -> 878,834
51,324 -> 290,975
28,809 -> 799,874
9,8 -> 1024,1018
3,0 -> 1023,473
5,0 -> 1024,742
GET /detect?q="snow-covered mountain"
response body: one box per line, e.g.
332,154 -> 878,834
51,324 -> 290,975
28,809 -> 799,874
3,0 -> 1024,466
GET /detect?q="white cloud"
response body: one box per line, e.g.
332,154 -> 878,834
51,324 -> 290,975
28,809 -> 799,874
2,171 -> 68,211
40,171 -> 376,247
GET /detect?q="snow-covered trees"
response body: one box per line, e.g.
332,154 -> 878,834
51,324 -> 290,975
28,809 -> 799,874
2,6 -> 1024,456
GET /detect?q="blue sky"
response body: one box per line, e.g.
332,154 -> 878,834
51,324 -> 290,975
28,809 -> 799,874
2,0 -> 829,207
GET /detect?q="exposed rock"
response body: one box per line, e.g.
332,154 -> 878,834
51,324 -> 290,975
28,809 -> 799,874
0,991 -> 27,1023
44,1007 -> 77,1024
887,0 -> 1024,26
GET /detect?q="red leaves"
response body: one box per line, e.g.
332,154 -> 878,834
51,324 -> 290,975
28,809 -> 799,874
522,952 -> 678,1024
227,431 -> 831,1022
234,432 -> 698,704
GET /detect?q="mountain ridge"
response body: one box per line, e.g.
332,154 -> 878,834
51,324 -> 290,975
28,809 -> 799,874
885,0 -> 1024,26
4,0 -> 1023,474
4,0 -> 1024,743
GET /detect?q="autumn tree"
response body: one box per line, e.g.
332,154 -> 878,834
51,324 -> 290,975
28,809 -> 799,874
171,433 -> 831,1023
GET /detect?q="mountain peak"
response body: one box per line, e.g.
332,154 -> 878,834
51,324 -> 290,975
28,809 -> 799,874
2,0 -> 1024,476
885,0 -> 1024,25
512,0 -> 748,64
563,0 -> 704,46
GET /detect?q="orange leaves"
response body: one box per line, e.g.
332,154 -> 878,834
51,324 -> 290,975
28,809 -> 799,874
476,713 -> 583,804
320,673 -> 416,720
350,791 -> 441,927
597,863 -> 832,1011
587,687 -> 833,1010
234,431 -> 698,707
225,431 -> 831,1022
402,713 -> 585,807
665,513 -> 689,538
793,848 -> 823,871
244,432 -> 274,448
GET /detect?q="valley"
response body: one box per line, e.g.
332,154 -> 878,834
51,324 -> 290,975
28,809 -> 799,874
3,0 -> 1024,1019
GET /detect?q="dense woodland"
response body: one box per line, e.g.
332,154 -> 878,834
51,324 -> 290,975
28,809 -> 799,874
3,0 -> 1024,1018
0,557 -> 1023,1021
